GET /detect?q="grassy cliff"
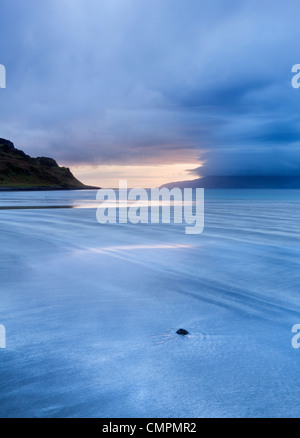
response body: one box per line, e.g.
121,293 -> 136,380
0,138 -> 96,190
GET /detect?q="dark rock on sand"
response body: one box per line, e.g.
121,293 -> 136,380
176,328 -> 189,336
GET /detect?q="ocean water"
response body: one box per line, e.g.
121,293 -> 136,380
0,189 -> 300,418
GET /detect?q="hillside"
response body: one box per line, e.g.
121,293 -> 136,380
162,175 -> 300,189
0,138 -> 97,190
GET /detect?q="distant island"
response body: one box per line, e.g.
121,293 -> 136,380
162,175 -> 300,189
0,138 -> 98,191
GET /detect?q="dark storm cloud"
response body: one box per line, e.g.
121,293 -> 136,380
0,0 -> 300,175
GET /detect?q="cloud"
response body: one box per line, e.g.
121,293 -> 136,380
0,0 -> 300,176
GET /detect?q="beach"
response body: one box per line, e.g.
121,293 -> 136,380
0,189 -> 300,418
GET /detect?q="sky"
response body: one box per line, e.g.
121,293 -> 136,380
0,0 -> 300,187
